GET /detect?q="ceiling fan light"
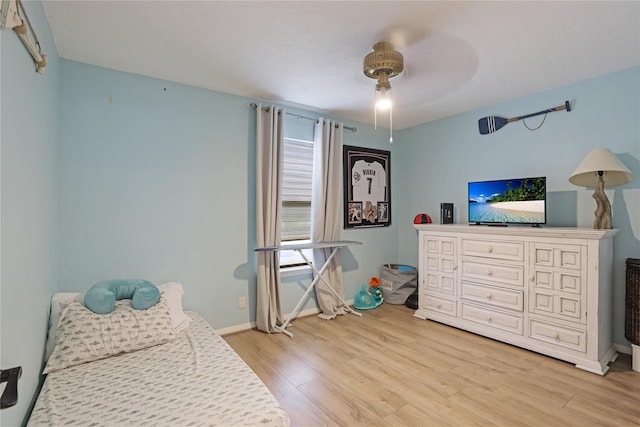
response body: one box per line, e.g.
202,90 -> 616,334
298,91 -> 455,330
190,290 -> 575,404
376,98 -> 392,110
376,87 -> 392,110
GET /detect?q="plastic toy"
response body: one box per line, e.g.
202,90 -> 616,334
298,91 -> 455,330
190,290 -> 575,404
353,277 -> 384,310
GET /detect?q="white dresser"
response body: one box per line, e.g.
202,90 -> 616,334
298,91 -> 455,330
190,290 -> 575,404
414,224 -> 618,375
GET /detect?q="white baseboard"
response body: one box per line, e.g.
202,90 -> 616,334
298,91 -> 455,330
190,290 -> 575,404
216,305 -> 322,336
613,343 -> 632,356
216,321 -> 256,336
216,299 -> 355,337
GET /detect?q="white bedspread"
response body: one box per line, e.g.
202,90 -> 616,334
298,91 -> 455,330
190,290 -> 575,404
28,313 -> 290,427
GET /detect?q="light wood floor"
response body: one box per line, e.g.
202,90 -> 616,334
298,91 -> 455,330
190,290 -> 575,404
224,303 -> 640,427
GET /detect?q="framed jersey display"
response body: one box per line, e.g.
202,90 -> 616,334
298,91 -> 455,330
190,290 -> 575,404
343,145 -> 391,228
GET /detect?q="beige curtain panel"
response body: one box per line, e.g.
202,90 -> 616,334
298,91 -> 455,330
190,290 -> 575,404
255,103 -> 285,333
312,118 -> 346,319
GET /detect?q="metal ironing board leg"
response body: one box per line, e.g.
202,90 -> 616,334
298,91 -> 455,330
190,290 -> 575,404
256,240 -> 363,338
297,249 -> 362,317
275,246 -> 361,337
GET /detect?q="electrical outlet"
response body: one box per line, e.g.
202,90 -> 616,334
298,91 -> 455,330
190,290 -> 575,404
238,296 -> 247,309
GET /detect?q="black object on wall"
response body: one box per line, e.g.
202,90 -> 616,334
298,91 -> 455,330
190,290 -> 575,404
0,366 -> 22,409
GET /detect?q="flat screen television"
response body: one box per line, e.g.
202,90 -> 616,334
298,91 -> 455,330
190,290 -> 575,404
468,177 -> 546,226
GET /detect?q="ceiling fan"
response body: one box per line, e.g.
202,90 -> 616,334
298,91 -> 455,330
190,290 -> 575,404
363,41 -> 405,143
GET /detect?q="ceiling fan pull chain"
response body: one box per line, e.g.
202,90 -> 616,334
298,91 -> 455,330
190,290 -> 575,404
389,103 -> 393,143
374,87 -> 378,130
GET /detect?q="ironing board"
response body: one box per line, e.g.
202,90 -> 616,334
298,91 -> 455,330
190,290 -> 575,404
255,240 -> 362,337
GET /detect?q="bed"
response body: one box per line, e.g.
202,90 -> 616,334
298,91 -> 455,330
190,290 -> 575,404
28,283 -> 290,427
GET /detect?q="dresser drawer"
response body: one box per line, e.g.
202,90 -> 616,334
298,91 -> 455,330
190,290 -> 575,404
461,302 -> 523,334
461,239 -> 523,261
423,295 -> 457,316
461,259 -> 523,287
461,281 -> 523,311
529,317 -> 586,352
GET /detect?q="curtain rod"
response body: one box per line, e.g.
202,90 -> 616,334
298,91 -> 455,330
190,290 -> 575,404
250,103 -> 356,132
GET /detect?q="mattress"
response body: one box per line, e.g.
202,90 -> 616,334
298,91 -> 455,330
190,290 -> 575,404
28,312 -> 290,427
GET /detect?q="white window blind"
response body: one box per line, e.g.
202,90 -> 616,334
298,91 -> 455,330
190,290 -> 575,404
282,138 -> 313,241
280,138 -> 313,268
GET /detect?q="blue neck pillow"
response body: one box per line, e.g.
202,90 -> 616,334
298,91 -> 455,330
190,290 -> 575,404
84,279 -> 160,314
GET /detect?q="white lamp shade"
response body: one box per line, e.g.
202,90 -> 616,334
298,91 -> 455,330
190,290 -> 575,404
569,148 -> 634,187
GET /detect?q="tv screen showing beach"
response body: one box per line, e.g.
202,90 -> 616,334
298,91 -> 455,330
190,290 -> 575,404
468,177 -> 546,224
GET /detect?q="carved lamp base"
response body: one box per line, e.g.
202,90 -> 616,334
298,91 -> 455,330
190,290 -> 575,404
592,177 -> 612,229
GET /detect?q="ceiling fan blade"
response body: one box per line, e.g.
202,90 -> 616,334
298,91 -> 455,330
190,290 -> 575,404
375,26 -> 430,50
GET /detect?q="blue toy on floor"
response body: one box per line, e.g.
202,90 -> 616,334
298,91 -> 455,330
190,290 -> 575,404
353,277 -> 383,310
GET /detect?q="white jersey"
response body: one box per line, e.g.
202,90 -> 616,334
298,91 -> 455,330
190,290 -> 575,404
351,160 -> 386,204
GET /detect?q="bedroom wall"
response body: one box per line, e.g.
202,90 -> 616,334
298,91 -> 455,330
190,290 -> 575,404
56,59 -> 399,333
394,66 -> 640,348
0,1 -> 59,426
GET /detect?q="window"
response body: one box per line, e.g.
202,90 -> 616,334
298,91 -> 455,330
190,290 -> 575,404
280,137 -> 313,269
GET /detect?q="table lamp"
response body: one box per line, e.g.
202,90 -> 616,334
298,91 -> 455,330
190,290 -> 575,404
569,148 -> 634,229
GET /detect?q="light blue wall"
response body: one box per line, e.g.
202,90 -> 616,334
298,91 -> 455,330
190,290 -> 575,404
0,1 -> 59,425
395,66 -> 640,347
57,60 -> 398,330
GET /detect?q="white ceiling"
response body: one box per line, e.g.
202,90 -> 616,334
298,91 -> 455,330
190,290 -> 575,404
42,1 -> 640,130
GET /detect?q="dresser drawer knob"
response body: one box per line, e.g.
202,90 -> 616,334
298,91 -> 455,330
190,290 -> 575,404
487,247 -> 493,253
486,294 -> 493,300
553,333 -> 560,340
487,271 -> 493,277
487,316 -> 492,322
